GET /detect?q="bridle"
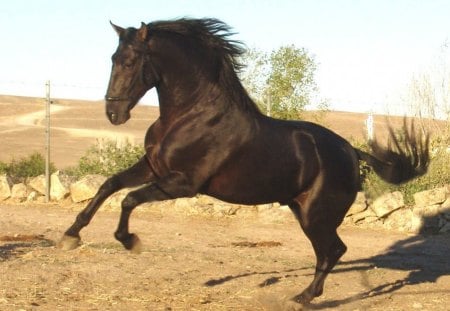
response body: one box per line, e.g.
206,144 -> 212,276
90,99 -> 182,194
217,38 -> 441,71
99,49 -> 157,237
105,96 -> 127,102
105,45 -> 158,102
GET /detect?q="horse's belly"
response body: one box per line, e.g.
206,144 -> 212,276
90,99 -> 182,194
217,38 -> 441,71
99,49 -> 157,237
202,158 -> 302,205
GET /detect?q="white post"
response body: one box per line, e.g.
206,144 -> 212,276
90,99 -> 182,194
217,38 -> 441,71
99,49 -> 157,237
45,81 -> 51,203
365,112 -> 374,142
266,93 -> 272,117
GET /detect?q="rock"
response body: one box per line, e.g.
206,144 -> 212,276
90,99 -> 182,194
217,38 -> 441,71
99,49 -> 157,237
279,205 -> 291,212
212,203 -> 240,216
102,188 -> 131,211
0,174 -> 12,201
413,205 -> 442,233
235,206 -> 257,217
409,213 -> 425,234
440,197 -> 450,211
439,222 -> 450,233
28,172 -> 70,201
370,191 -> 404,218
413,204 -> 441,218
351,208 -> 378,224
413,185 -> 449,207
11,183 -> 27,201
173,197 -> 198,212
256,204 -> 273,212
346,192 -> 367,216
50,171 -> 69,201
70,174 -> 106,203
438,216 -> 447,228
27,191 -> 38,201
197,195 -> 218,206
28,175 -> 47,195
383,208 -> 422,233
443,210 -> 450,221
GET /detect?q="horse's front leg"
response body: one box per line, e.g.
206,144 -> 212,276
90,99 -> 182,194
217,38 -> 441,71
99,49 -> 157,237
58,156 -> 156,250
114,171 -> 195,253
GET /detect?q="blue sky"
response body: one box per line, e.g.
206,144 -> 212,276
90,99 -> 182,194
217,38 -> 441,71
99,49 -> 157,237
1,0 -> 449,113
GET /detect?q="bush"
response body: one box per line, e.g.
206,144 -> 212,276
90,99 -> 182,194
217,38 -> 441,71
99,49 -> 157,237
2,152 -> 56,182
66,139 -> 144,178
0,161 -> 7,174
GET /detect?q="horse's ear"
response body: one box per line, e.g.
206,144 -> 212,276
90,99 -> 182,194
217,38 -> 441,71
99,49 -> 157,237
137,22 -> 148,42
110,21 -> 124,36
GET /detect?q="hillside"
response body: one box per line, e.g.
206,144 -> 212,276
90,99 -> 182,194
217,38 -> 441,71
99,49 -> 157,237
0,95 -> 444,169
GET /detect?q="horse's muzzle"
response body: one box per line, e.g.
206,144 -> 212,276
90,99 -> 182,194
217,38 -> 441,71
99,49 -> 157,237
108,111 -> 119,123
105,95 -> 133,125
106,108 -> 131,125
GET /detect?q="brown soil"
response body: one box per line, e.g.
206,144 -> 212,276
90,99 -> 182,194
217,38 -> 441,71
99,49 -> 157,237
1,203 -> 449,310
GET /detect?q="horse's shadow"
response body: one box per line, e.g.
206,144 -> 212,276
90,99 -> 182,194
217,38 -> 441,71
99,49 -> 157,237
205,210 -> 450,309
0,235 -> 54,261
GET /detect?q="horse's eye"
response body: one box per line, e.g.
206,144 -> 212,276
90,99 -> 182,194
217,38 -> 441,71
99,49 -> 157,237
124,62 -> 133,69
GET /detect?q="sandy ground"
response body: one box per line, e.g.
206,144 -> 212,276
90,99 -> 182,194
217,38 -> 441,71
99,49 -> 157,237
1,203 -> 449,311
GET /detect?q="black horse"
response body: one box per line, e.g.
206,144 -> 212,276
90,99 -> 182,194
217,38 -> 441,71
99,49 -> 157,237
59,18 -> 430,304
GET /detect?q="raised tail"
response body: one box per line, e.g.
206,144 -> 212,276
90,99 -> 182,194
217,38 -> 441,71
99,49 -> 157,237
355,119 -> 430,185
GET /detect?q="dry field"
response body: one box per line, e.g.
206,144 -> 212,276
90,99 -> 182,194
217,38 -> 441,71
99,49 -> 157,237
0,95 -> 158,168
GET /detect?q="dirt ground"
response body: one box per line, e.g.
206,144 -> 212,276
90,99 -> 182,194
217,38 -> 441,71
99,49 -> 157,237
1,203 -> 449,311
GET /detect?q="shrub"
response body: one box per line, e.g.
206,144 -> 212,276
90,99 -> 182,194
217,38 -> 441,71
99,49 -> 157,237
0,161 -> 8,174
66,139 -> 144,178
4,152 -> 56,182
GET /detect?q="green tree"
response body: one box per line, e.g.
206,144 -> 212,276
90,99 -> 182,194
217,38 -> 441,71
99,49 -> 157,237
240,45 -> 325,120
266,45 -> 317,119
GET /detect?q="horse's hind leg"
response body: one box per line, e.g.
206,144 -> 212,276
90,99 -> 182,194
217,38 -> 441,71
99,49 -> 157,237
58,156 -> 155,250
289,199 -> 348,304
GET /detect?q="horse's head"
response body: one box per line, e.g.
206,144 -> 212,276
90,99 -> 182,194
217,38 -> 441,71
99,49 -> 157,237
105,22 -> 159,125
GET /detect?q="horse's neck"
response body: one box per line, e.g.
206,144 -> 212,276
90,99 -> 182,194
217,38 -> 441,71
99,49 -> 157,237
156,81 -> 221,118
155,71 -> 262,125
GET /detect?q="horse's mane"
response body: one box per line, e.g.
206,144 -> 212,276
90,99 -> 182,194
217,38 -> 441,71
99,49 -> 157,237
149,18 -> 245,72
148,18 -> 261,113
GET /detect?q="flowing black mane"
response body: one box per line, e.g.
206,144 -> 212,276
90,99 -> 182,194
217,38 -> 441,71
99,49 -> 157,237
148,18 -> 260,113
149,18 -> 245,72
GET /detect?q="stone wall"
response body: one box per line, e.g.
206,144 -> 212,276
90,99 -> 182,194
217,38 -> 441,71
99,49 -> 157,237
1,173 -> 449,234
344,186 -> 450,234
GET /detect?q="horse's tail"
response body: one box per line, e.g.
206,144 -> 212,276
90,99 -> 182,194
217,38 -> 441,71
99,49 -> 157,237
355,119 -> 430,185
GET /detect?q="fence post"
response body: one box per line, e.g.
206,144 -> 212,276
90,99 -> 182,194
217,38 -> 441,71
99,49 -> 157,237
365,112 -> 374,142
266,94 -> 272,117
45,81 -> 51,202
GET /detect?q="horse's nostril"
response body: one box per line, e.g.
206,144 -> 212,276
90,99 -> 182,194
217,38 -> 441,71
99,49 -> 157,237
109,112 -> 118,122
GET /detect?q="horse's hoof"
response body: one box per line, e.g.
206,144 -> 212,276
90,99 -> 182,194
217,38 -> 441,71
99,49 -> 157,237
284,300 -> 305,311
117,233 -> 143,254
57,234 -> 81,250
129,234 -> 142,254
292,291 -> 313,305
